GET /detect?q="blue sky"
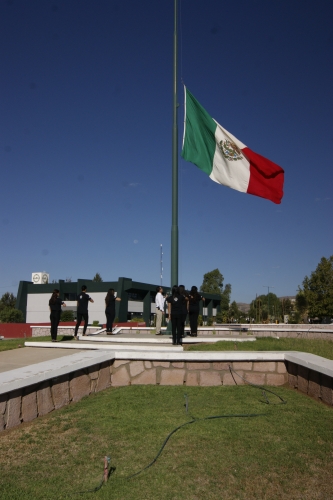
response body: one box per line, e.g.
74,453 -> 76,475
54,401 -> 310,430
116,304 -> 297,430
1,0 -> 332,304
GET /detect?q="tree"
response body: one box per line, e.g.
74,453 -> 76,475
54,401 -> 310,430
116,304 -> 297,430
92,273 -> 103,282
248,293 -> 281,323
229,300 -> 241,322
0,292 -> 16,312
295,291 -> 307,321
0,308 -> 24,323
300,256 -> 333,321
200,269 -> 224,294
220,283 -> 231,314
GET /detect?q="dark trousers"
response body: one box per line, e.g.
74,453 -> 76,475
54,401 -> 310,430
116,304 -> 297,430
181,313 -> 188,337
50,310 -> 61,340
171,313 -> 183,345
75,312 -> 88,335
189,311 -> 199,334
106,312 -> 115,332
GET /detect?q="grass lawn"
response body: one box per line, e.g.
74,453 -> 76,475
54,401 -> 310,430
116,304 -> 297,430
0,335 -> 74,352
185,337 -> 333,360
1,385 -> 333,500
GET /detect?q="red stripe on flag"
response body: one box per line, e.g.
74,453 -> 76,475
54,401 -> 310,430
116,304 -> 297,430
242,147 -> 284,204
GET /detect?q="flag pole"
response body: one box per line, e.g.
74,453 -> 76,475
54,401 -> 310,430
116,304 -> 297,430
164,0 -> 178,335
171,0 -> 178,288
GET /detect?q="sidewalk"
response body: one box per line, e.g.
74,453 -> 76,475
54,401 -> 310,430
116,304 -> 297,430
0,347 -> 84,373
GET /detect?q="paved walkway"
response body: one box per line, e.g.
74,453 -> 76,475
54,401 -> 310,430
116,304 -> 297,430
0,347 -> 85,373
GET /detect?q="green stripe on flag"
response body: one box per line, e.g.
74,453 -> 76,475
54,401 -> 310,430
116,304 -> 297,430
181,88 -> 217,176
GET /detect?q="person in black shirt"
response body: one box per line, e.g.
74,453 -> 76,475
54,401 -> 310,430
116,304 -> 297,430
179,285 -> 189,338
74,285 -> 94,339
105,289 -> 121,334
166,285 -> 186,345
188,286 -> 205,337
49,289 -> 66,342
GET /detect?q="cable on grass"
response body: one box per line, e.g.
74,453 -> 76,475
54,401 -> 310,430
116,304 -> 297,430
125,374 -> 287,479
78,375 -> 286,492
125,412 -> 264,480
228,365 -> 287,405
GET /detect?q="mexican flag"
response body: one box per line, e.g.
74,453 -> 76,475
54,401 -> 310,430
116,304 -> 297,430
181,87 -> 284,204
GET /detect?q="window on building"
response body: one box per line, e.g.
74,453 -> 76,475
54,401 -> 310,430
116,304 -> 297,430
64,293 -> 77,301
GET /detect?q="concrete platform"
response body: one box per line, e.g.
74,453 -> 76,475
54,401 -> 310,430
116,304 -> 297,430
78,334 -> 257,344
0,347 -> 85,373
2,334 -> 333,398
0,333 -> 257,394
24,341 -> 184,352
0,334 -> 250,376
0,349 -> 114,394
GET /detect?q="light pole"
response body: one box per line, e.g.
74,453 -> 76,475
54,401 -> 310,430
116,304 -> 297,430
263,286 -> 274,323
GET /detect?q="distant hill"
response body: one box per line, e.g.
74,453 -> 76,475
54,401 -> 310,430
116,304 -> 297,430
279,296 -> 296,302
236,302 -> 250,313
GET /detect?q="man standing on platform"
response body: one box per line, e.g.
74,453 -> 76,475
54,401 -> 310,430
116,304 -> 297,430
74,285 -> 94,340
155,286 -> 165,335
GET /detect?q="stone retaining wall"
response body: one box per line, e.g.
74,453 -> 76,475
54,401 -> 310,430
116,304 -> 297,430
30,324 -> 333,339
31,326 -> 101,337
105,325 -> 333,340
0,360 -> 112,431
111,359 -> 287,387
286,360 -> 333,405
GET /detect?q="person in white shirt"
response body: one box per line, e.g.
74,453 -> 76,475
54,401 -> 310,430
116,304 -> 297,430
155,286 -> 165,335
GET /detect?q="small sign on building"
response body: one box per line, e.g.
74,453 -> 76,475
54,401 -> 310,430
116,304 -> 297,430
32,272 -> 49,284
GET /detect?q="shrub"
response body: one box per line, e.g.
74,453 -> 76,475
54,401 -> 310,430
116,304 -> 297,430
207,316 -> 214,326
0,307 -> 24,323
198,314 -> 203,326
60,310 -> 74,322
92,320 -> 100,326
215,311 -> 223,323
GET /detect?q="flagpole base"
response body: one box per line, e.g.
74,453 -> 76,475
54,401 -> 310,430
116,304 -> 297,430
162,320 -> 172,335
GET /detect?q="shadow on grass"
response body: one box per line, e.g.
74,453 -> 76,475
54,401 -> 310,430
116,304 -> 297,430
59,335 -> 75,342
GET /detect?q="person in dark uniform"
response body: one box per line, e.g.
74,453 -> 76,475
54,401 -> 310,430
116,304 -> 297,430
105,289 -> 121,334
49,289 -> 66,342
166,285 -> 186,345
74,285 -> 94,339
188,286 -> 205,337
178,285 -> 189,338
